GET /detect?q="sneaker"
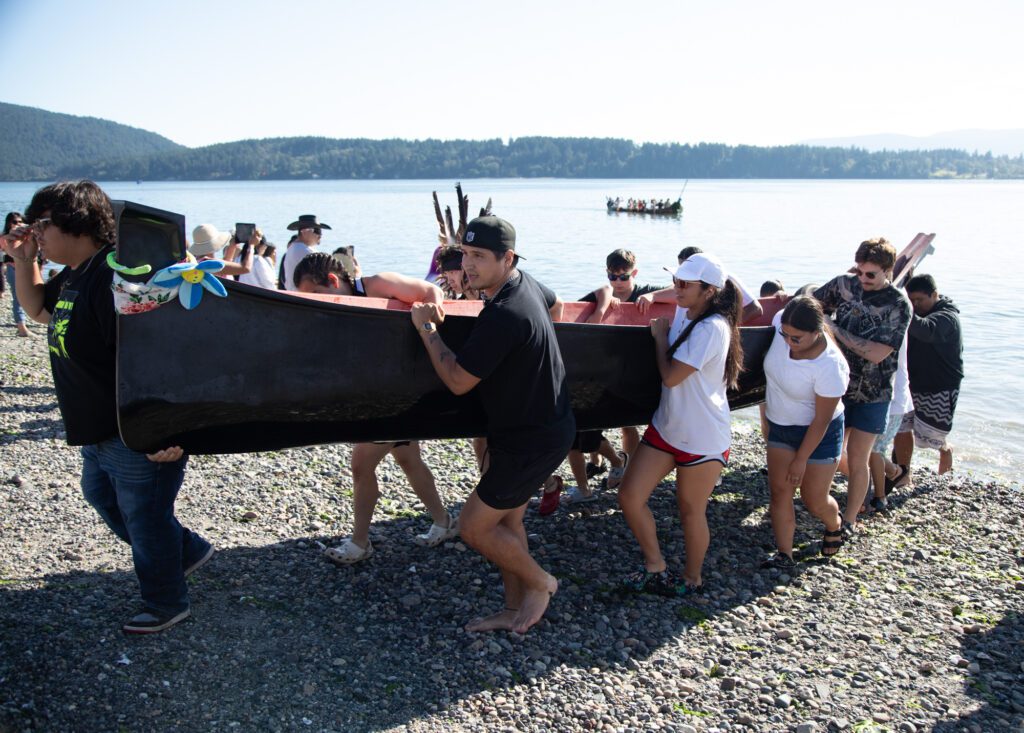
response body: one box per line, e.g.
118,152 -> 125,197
538,476 -> 563,516
122,607 -> 190,635
622,569 -> 691,598
606,452 -> 629,491
760,551 -> 796,570
414,514 -> 459,547
323,538 -> 374,566
184,545 -> 215,578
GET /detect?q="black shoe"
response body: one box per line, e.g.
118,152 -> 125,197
869,496 -> 890,515
586,461 -> 607,479
122,607 -> 190,635
760,551 -> 796,570
622,569 -> 699,598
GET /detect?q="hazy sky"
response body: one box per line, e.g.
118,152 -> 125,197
1,0 -> 1021,148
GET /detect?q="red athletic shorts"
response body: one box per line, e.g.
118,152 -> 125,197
641,425 -> 730,467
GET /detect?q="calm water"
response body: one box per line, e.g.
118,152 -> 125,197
2,179 -> 1021,483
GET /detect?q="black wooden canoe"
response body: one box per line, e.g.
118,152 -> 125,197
111,201 -> 933,455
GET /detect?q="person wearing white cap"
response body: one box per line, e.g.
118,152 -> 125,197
618,252 -> 743,597
636,245 -> 763,323
189,224 -> 254,278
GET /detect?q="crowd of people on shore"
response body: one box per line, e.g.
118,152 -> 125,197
1,180 -> 964,637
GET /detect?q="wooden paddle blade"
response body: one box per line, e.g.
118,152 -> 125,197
432,191 -> 447,244
456,182 -> 469,243
444,207 -> 456,246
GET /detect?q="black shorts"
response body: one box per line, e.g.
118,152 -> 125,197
477,440 -> 573,510
571,430 -> 605,453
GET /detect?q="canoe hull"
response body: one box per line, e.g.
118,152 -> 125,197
117,283 -> 772,454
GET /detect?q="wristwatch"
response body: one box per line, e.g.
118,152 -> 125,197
421,322 -> 437,333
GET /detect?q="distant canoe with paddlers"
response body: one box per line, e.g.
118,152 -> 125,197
606,197 -> 683,216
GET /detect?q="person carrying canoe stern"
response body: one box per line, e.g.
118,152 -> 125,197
411,215 -> 575,635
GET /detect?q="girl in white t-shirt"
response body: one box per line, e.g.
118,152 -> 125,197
619,253 -> 742,596
763,296 -> 850,567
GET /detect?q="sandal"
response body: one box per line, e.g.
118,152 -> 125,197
869,496 -> 890,515
606,452 -> 629,490
822,525 -> 845,557
884,464 -> 909,496
562,485 -> 598,506
324,538 -> 374,566
538,475 -> 563,516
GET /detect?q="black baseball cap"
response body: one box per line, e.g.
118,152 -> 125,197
463,216 -> 523,258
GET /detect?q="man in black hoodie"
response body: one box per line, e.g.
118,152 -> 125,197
892,274 -> 964,480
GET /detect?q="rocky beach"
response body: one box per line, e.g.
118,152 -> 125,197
1,322 -> 1022,733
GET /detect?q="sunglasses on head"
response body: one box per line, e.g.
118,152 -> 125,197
607,272 -> 632,282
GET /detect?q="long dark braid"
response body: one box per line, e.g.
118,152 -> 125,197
667,279 -> 744,389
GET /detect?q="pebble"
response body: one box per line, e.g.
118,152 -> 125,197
1,327 -> 1021,733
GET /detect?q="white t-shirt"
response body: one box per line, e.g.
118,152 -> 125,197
283,242 -> 315,291
729,274 -> 756,307
650,309 -> 732,455
236,254 -> 277,290
889,330 -> 912,415
764,311 -> 849,426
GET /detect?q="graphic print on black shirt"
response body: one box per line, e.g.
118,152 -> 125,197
48,286 -> 78,359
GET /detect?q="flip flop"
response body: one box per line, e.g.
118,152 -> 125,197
563,485 -> 598,505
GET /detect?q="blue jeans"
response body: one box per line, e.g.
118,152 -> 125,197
5,264 -> 25,325
80,438 -> 209,614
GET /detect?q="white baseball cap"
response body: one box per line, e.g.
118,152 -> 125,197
664,252 -> 726,288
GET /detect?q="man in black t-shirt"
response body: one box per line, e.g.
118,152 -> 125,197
2,181 -> 212,635
412,215 -> 575,635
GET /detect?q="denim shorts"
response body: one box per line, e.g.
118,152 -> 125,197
766,415 -> 845,464
842,399 -> 890,435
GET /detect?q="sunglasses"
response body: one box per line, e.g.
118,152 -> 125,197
778,328 -> 805,345
300,227 -> 322,236
32,217 -> 52,234
855,267 -> 881,280
672,277 -> 698,289
607,272 -> 632,282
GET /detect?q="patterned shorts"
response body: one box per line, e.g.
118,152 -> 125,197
898,389 -> 959,451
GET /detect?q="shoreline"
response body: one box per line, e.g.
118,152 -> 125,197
1,324 -> 1022,732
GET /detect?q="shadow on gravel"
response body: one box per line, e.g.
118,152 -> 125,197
0,459 -> 812,732
931,611 -> 1024,732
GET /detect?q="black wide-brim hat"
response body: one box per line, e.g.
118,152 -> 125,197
287,214 -> 332,231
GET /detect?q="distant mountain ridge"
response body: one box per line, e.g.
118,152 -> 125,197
2,103 -> 1023,180
0,102 -> 183,181
800,129 -> 1024,157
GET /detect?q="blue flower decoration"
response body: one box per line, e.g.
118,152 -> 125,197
151,260 -> 228,310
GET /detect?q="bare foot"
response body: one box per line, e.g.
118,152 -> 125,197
511,574 -> 558,634
464,608 -> 517,633
938,447 -> 953,475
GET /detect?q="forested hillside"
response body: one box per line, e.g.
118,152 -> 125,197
0,102 -> 183,180
3,103 -> 1023,180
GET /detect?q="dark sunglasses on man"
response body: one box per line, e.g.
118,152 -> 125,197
607,272 -> 632,282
